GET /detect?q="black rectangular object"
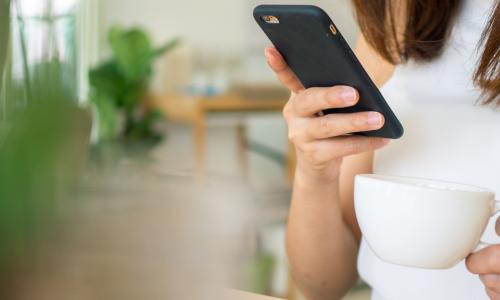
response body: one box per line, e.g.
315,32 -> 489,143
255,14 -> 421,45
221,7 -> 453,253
254,5 -> 404,139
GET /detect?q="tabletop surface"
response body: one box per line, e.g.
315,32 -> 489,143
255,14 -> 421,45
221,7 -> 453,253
227,290 -> 285,300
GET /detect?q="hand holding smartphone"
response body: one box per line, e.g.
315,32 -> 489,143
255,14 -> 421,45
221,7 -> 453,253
254,5 -> 404,139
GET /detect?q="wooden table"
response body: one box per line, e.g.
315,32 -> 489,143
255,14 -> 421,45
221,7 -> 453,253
226,290 -> 285,300
153,93 -> 289,174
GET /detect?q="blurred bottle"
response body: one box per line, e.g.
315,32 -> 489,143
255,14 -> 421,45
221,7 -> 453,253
186,51 -> 231,97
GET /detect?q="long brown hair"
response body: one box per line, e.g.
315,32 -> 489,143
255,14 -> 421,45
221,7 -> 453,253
351,0 -> 500,104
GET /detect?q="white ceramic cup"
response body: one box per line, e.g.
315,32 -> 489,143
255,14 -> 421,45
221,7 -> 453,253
354,174 -> 500,269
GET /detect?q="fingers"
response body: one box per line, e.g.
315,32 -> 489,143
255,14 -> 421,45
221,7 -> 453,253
486,287 -> 500,300
467,247 -> 500,299
265,47 -> 305,93
297,136 -> 389,166
467,245 -> 500,275
481,274 -> 500,295
266,46 -> 360,118
289,112 -> 385,142
268,44 -> 389,171
291,86 -> 359,117
496,217 -> 500,236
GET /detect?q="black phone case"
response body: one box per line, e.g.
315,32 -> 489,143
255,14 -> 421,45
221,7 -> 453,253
254,5 -> 404,139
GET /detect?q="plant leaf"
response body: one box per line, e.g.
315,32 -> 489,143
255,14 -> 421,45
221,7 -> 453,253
91,93 -> 118,140
0,101 -> 90,270
108,26 -> 153,81
125,109 -> 162,139
152,37 -> 181,58
89,61 -> 127,105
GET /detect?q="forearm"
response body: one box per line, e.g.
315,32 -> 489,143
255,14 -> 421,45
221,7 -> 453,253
286,171 -> 359,300
264,40 -> 390,300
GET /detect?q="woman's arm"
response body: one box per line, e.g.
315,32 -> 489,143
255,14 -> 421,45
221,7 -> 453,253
266,35 -> 395,300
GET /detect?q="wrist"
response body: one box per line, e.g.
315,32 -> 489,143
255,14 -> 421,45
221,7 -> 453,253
294,162 -> 341,189
292,165 -> 342,208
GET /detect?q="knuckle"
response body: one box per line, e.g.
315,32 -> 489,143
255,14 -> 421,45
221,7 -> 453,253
300,87 -> 314,98
282,102 -> 293,120
296,90 -> 314,112
287,120 -> 307,144
287,130 -> 299,144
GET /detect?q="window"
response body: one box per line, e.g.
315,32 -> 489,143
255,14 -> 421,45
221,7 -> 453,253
0,0 -> 98,119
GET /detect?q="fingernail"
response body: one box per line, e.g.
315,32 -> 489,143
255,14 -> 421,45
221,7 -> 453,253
367,112 -> 382,126
264,48 -> 272,57
266,47 -> 278,57
340,87 -> 357,103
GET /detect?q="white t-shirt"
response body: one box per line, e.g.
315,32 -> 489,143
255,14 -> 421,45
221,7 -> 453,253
357,0 -> 499,299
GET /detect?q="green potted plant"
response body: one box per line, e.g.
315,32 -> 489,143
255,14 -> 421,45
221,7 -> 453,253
0,1 -> 91,290
89,26 -> 179,144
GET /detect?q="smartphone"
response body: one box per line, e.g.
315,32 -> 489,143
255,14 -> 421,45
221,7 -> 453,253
254,5 -> 404,139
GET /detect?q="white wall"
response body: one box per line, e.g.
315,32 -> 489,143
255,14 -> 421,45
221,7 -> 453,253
99,0 -> 247,53
98,0 -> 360,93
99,0 -> 359,53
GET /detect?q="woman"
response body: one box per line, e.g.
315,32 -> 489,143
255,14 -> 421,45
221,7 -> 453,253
265,0 -> 499,299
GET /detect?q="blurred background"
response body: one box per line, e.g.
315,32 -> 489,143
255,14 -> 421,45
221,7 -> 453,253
0,0 -> 368,299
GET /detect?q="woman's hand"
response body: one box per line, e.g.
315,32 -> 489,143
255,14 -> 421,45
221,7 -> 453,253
265,47 -> 389,185
466,221 -> 500,300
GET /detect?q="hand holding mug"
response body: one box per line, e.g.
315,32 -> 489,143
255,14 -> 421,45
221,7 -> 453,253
467,222 -> 500,300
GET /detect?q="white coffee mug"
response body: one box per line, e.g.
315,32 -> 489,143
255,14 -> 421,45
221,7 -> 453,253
354,174 -> 500,269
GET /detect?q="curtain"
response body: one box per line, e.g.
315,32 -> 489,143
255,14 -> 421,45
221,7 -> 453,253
0,0 -> 11,118
76,0 -> 99,104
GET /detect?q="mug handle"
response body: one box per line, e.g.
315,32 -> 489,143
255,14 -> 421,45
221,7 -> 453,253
473,200 -> 500,253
